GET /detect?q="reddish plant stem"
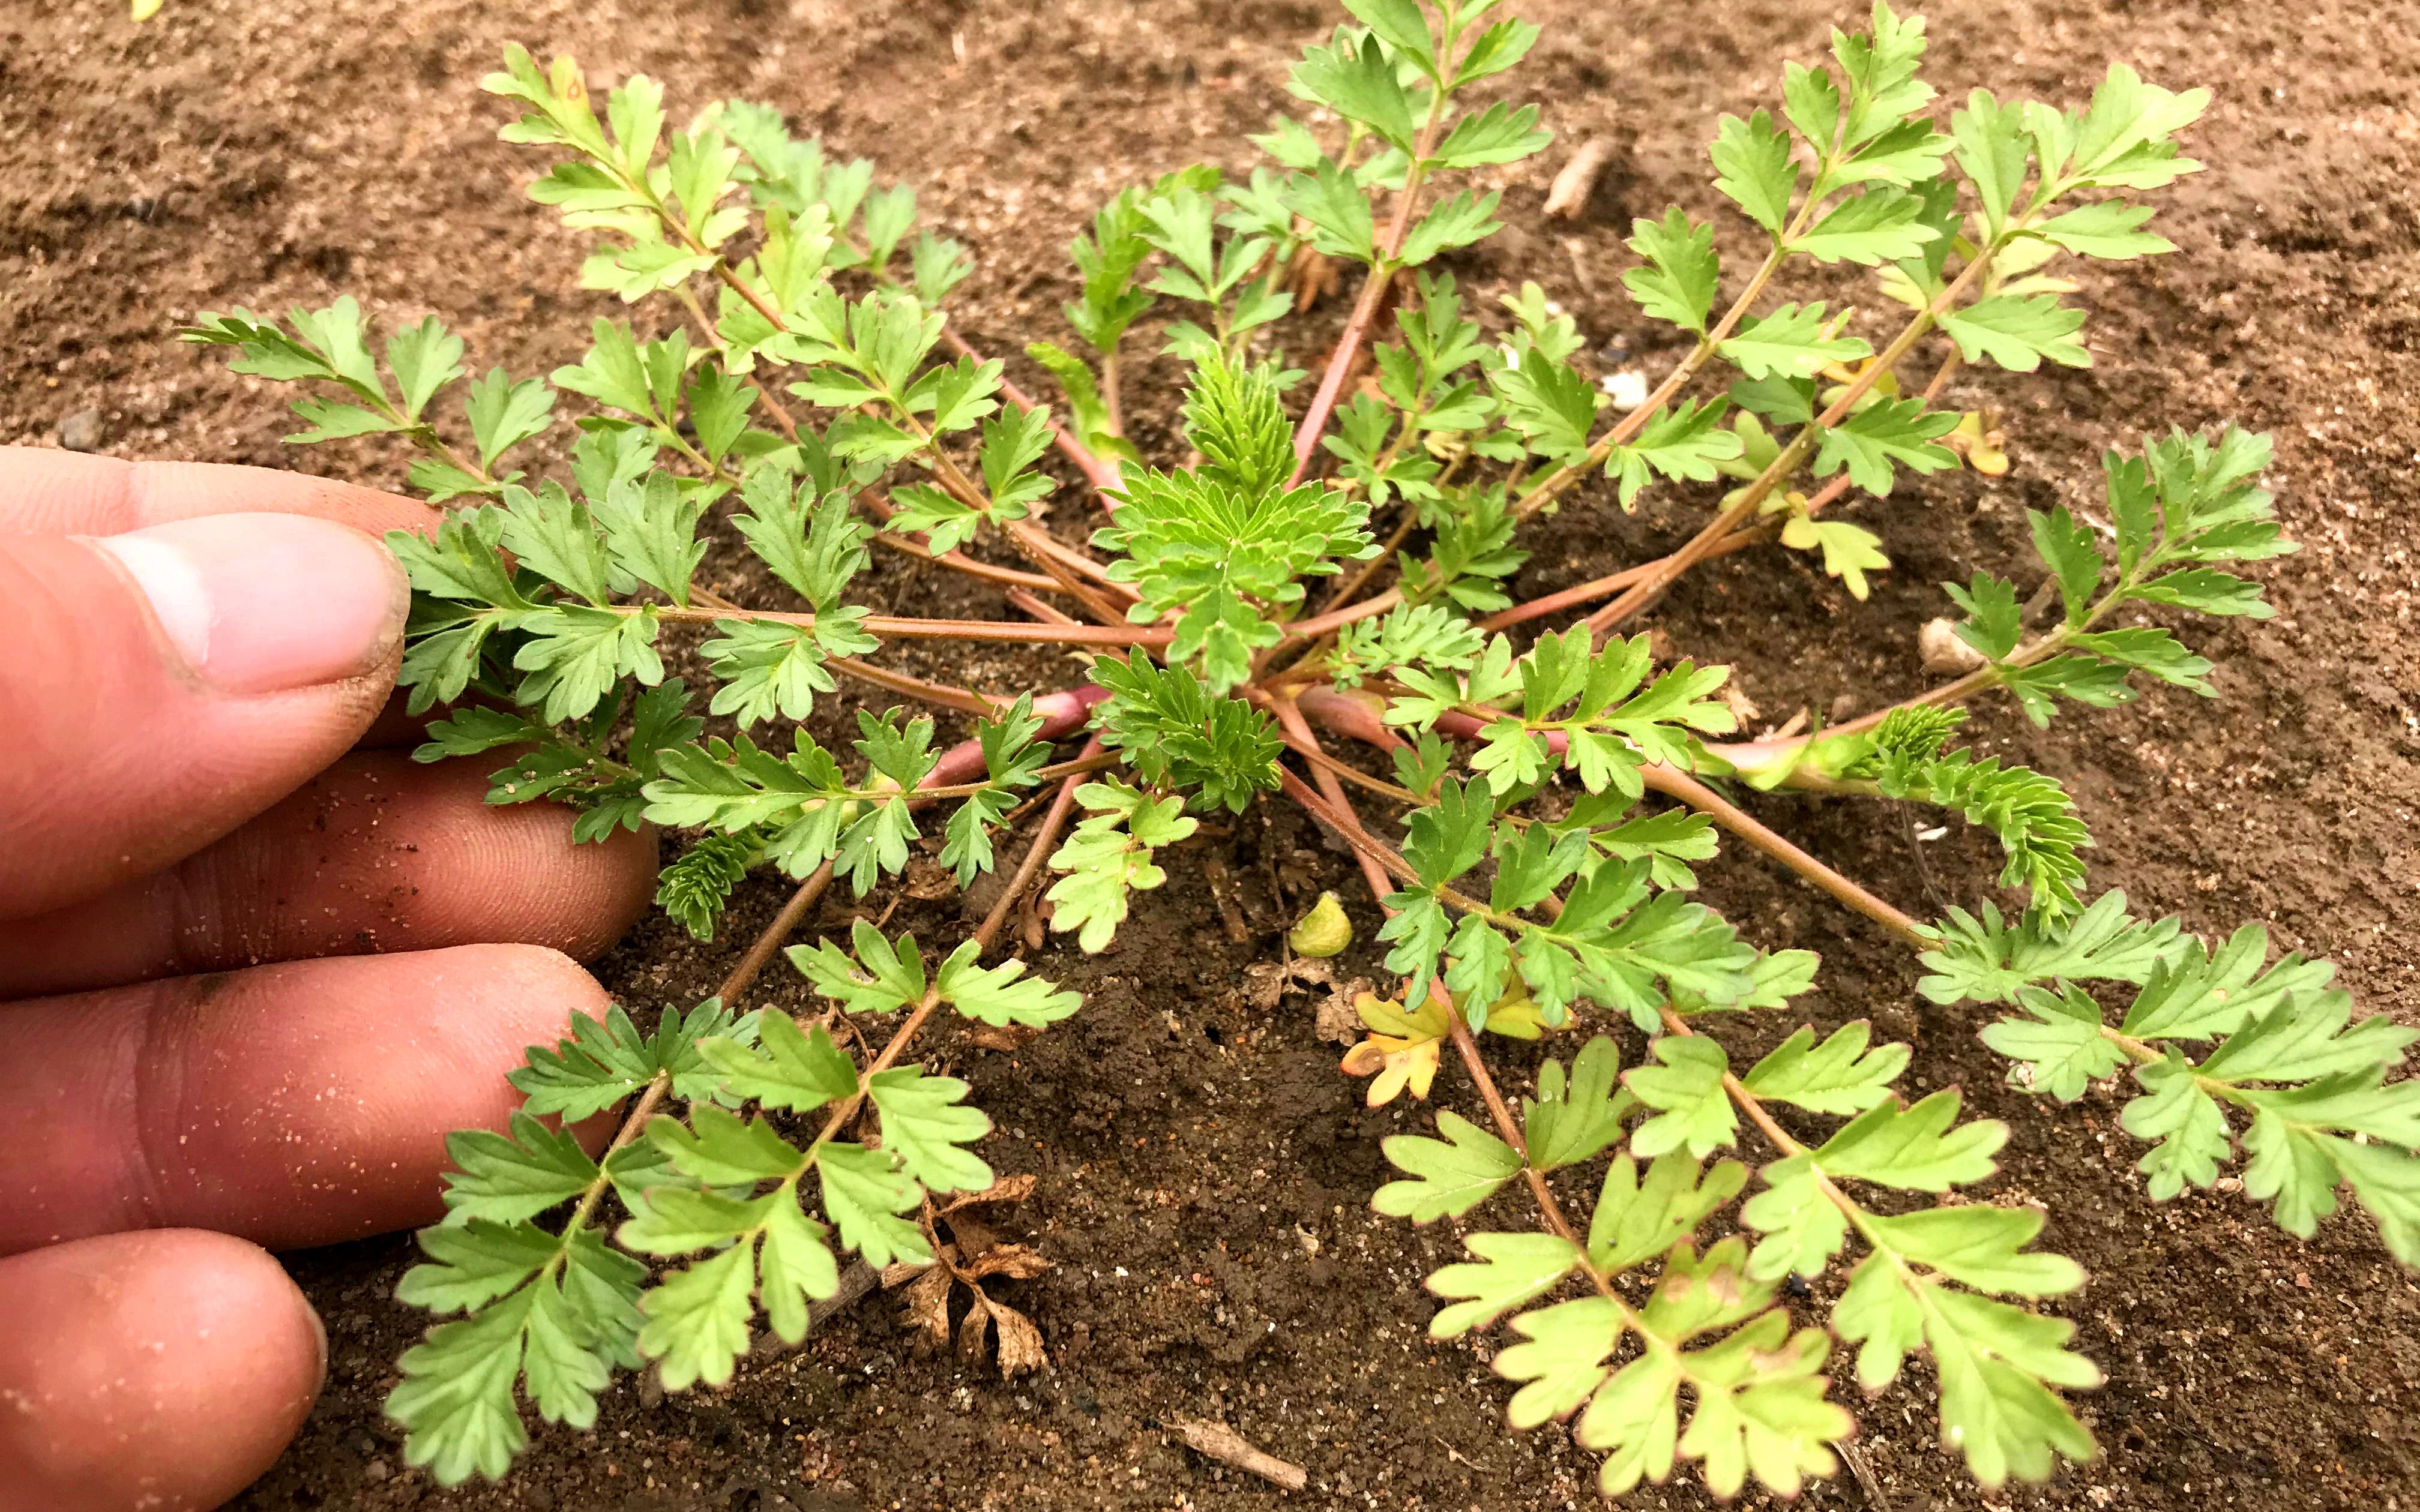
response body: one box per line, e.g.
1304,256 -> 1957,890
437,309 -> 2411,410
1317,500 -> 1422,616
869,529 -> 1062,592
1282,586 -> 1406,643
1283,82 -> 1452,487
1476,556 -> 1668,632
1287,688 -> 1923,945
715,865 -> 835,1004
1275,769 -> 1423,895
1007,587 -> 1083,626
1634,764 -> 1928,946
1440,997 -> 1588,1247
828,658 -> 1002,718
998,521 -> 1133,625
1270,698 -> 1395,904
1275,727 -> 1418,805
859,496 -> 1062,593
925,684 -> 1110,787
649,605 -> 1166,647
1286,269 -> 1398,487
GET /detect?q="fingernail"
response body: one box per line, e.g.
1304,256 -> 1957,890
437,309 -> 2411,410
86,513 -> 409,695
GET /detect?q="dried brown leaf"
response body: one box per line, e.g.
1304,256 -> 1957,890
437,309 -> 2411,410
1314,976 -> 1374,1045
1285,244 -> 1338,311
1244,956 -> 1334,1012
900,1262 -> 955,1354
985,1293 -> 1049,1378
941,1172 -> 1038,1213
957,1289 -> 993,1364
962,1243 -> 1052,1282
945,1208 -> 1002,1259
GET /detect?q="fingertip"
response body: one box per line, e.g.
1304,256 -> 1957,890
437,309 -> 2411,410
86,512 -> 409,697
0,1229 -> 322,1512
0,945 -> 633,1253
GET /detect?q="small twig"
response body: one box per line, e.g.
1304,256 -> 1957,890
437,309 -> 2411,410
1165,1417 -> 1308,1493
1200,852 -> 1251,943
1838,1438 -> 1894,1508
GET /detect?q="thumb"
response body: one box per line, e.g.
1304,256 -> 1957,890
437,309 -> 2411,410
0,512 -> 408,920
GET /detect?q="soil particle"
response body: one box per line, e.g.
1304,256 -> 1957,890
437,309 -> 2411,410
8,1 -> 2420,1510
56,406 -> 106,452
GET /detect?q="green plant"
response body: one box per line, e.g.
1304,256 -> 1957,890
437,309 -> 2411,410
187,0 -> 2419,1499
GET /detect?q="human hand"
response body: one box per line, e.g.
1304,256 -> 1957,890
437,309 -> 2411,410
0,449 -> 657,1511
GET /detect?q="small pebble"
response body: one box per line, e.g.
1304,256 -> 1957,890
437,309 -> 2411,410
57,407 -> 106,452
363,1459 -> 390,1484
1918,617 -> 1987,674
1600,368 -> 1649,411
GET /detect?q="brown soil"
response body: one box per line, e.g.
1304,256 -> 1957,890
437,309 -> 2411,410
9,1 -> 2420,1509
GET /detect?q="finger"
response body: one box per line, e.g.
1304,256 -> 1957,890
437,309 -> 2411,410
0,445 -> 436,538
0,1229 -> 322,1512
0,750 -> 657,998
359,682 -> 442,748
0,944 -> 616,1256
0,512 -> 409,919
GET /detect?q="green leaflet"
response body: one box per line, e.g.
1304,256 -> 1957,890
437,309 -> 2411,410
697,1010 -> 859,1112
1524,1036 -> 1634,1171
1916,890 -> 2188,1006
1553,1240 -> 1851,1500
510,998 -> 758,1121
1374,1111 -> 1520,1223
1588,1154 -> 1750,1275
1743,1022 -> 1910,1115
1044,779 -> 1196,952
1834,1251 -> 2098,1486
390,1229 -> 643,1483
868,1067 -> 995,1195
1627,1037 -> 1738,1159
1427,1232 -> 1584,1337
